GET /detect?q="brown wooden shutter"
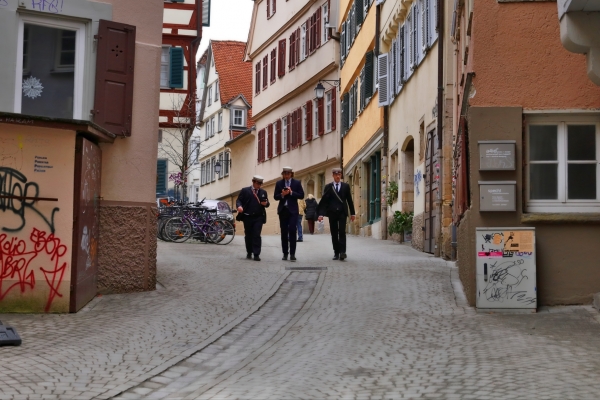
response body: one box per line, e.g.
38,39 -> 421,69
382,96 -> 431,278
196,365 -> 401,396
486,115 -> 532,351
289,32 -> 295,70
93,19 -> 136,137
276,119 -> 282,154
316,7 -> 322,48
331,87 -> 337,131
318,97 -> 324,136
278,40 -> 286,77
267,0 -> 270,18
258,128 -> 265,162
306,101 -> 313,141
263,55 -> 268,89
267,124 -> 273,158
295,28 -> 300,66
286,114 -> 291,151
255,62 -> 261,94
273,0 -> 276,15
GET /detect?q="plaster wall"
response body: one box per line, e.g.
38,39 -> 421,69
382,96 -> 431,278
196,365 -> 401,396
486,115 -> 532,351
458,106 -> 600,306
339,7 -> 376,94
0,124 -> 75,312
343,98 -> 383,166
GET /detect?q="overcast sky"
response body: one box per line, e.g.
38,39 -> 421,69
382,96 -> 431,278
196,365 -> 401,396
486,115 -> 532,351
197,0 -> 254,60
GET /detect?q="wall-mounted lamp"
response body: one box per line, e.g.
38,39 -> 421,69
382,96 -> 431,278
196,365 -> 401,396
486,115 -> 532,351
214,159 -> 232,174
314,79 -> 341,99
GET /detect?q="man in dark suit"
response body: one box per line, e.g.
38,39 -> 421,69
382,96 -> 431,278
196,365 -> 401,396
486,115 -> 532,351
274,166 -> 304,261
236,175 -> 270,261
317,167 -> 356,261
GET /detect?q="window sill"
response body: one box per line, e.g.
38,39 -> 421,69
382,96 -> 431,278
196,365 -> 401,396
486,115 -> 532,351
521,213 -> 600,224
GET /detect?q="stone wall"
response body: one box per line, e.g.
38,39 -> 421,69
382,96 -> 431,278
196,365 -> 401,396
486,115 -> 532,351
411,212 -> 424,252
98,203 -> 157,294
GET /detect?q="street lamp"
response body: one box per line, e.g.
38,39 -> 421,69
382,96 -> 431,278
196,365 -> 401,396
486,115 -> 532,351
214,159 -> 232,175
314,79 -> 341,99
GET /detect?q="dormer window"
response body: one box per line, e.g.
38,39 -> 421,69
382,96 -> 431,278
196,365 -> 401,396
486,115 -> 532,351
232,108 -> 246,127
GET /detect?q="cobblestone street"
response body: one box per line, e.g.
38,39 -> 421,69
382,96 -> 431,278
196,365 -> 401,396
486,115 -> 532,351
3,235 -> 600,399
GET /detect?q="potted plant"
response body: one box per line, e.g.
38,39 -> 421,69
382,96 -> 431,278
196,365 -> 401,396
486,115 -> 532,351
388,211 -> 413,242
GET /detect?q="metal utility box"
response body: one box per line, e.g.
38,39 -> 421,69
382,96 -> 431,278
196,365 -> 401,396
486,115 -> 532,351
478,140 -> 516,170
479,181 -> 516,211
476,227 -> 537,311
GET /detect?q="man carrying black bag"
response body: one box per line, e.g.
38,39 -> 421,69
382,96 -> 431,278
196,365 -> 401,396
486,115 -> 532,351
236,175 -> 270,261
317,167 -> 355,261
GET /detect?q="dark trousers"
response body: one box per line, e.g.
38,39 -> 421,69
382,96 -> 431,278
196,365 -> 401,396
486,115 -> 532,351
279,208 -> 298,256
243,215 -> 263,256
306,219 -> 315,234
328,213 -> 347,255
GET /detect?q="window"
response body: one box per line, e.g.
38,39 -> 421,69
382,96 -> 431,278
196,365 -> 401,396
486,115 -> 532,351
322,2 -> 329,44
232,108 -> 246,127
160,46 -> 171,88
214,80 -> 219,102
313,99 -> 319,137
267,124 -> 273,159
207,84 -> 212,106
270,48 -> 277,84
157,159 -> 168,195
272,122 -> 278,157
262,55 -> 268,90
301,24 -> 307,61
224,152 -> 230,176
282,117 -> 288,153
200,162 -> 206,185
267,0 -> 276,18
527,117 -> 600,212
258,128 -> 266,162
158,129 -> 163,143
210,117 -> 215,137
211,156 -> 216,182
205,120 -> 211,140
368,152 -> 381,222
191,140 -> 199,164
325,91 -> 332,132
218,152 -> 224,179
278,39 -> 286,77
302,105 -> 308,143
218,112 -> 223,132
17,16 -> 85,119
255,61 -> 261,94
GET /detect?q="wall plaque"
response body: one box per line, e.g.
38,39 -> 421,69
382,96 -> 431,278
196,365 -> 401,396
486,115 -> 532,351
479,141 -> 516,170
479,181 -> 516,211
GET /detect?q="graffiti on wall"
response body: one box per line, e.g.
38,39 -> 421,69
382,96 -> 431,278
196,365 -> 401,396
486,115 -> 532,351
0,228 -> 67,311
414,170 -> 422,196
0,167 -> 59,233
31,0 -> 64,13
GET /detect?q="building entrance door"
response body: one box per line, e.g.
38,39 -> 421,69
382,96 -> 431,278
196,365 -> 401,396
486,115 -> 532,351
424,129 -> 438,254
70,136 -> 102,312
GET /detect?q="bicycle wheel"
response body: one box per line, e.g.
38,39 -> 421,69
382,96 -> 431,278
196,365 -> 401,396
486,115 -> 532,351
211,219 -> 235,245
157,216 -> 171,241
163,217 -> 193,243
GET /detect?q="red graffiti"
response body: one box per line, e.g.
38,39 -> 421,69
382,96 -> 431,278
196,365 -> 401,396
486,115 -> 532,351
0,228 -> 67,312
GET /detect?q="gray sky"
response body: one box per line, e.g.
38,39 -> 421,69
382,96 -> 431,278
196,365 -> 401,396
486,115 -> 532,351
198,0 -> 254,60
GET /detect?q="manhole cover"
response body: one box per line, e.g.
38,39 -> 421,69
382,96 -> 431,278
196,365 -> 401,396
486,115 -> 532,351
285,267 -> 327,271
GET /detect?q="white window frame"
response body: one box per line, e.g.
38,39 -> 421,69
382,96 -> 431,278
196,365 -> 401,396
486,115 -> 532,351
301,23 -> 307,61
322,2 -> 329,44
205,120 -> 211,140
302,105 -> 308,143
224,151 -> 230,176
200,162 -> 206,185
325,91 -> 333,132
207,84 -> 212,106
160,46 -> 171,88
282,117 -> 288,153
211,156 -> 216,182
313,99 -> 319,137
526,115 -> 600,213
15,15 -> 86,119
272,122 -> 278,157
218,152 -> 224,179
210,117 -> 215,137
214,80 -> 219,102
218,112 -> 223,132
232,108 -> 246,127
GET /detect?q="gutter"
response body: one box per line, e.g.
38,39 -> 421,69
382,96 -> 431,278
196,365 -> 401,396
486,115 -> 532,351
376,2 -> 388,240
436,0 -> 445,257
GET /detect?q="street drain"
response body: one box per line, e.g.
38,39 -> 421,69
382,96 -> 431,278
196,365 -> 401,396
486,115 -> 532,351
285,266 -> 327,271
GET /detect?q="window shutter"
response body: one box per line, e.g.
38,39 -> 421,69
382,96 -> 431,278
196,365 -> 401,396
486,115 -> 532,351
289,32 -> 295,70
430,0 -> 437,45
93,19 -> 136,137
276,119 -> 282,154
378,52 -> 389,106
316,7 -> 322,48
286,114 -> 291,151
399,25 -> 405,84
318,97 -> 324,136
331,87 -> 337,131
340,22 -> 346,62
258,128 -> 265,162
156,159 -> 167,194
365,51 -> 374,99
267,0 -> 270,18
255,62 -> 261,94
267,124 -> 273,158
360,68 -> 365,111
263,55 -> 268,89
356,0 -> 364,26
423,0 -> 429,50
391,39 -> 397,96
278,40 -> 286,77
169,47 -> 184,89
273,0 -> 276,15
342,93 -> 349,135
295,28 -> 300,66
306,101 -> 313,141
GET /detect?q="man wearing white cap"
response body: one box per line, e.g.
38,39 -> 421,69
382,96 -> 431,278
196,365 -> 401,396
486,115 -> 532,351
236,175 -> 270,261
274,166 -> 304,261
317,167 -> 355,260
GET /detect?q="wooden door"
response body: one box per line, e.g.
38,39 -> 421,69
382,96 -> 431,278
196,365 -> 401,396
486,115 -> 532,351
424,129 -> 438,254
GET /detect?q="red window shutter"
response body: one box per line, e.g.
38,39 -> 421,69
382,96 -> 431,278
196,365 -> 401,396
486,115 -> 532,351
327,0 -> 331,40
306,101 -> 313,141
93,19 -> 136,137
331,87 -> 337,131
267,0 -> 270,18
263,55 -> 268,89
255,62 -> 261,94
270,48 -> 276,83
273,0 -> 276,14
276,119 -> 282,154
307,18 -> 312,54
318,97 -> 324,136
257,129 -> 264,162
278,40 -> 286,77
289,32 -> 295,70
295,28 -> 300,66
316,7 -> 322,48
267,124 -> 273,158
286,115 -> 291,151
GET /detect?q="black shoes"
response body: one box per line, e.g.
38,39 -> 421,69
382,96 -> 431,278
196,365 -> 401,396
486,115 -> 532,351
340,253 -> 347,261
297,239 -> 303,242
246,253 -> 252,259
332,254 -> 339,260
254,255 -> 261,261
290,255 -> 297,262
282,255 -> 288,261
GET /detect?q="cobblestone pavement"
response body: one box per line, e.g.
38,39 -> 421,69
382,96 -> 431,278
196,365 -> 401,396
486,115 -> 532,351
3,234 -> 600,399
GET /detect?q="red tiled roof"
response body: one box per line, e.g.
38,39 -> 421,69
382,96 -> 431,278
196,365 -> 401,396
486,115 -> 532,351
211,40 -> 254,129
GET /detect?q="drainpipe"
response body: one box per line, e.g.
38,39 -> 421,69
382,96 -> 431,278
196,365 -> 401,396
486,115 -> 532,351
375,3 -> 388,240
436,0 -> 445,257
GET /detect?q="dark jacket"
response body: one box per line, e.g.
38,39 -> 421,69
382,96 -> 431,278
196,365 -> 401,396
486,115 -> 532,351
273,178 -> 304,214
236,186 -> 270,223
317,181 -> 355,218
304,198 -> 318,220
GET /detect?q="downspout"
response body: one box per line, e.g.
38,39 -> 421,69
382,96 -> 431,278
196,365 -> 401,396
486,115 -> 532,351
376,2 -> 388,240
436,0 -> 445,257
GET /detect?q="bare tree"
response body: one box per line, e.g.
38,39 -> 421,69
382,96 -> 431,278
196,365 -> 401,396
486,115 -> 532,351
159,93 -> 216,201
